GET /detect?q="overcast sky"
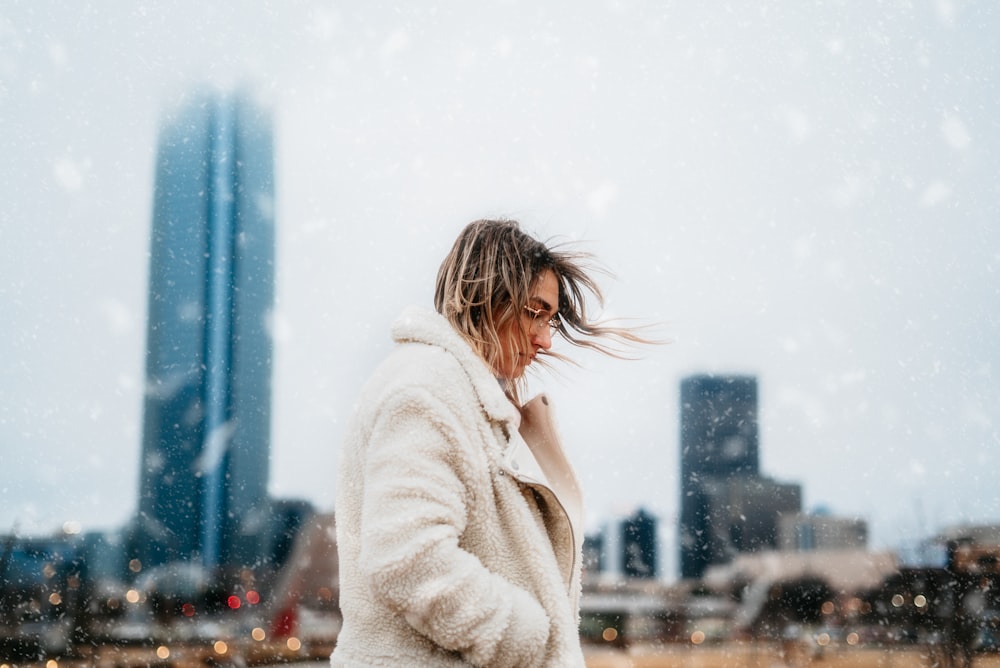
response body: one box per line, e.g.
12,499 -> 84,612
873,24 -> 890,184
2,1 -> 998,578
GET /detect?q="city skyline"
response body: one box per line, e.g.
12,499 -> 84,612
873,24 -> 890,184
2,2 -> 999,581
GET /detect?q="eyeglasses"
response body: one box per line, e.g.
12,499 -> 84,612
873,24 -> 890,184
523,305 -> 562,333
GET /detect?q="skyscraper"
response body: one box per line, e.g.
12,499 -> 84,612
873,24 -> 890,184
132,90 -> 276,575
678,375 -> 801,579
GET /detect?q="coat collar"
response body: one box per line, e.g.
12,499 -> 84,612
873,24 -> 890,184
391,306 -> 520,427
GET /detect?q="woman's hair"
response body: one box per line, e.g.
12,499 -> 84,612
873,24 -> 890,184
434,218 -> 649,400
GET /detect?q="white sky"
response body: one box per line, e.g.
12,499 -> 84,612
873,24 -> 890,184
2,1 -> 998,579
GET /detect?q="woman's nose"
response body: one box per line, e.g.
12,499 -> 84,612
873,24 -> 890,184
533,325 -> 553,350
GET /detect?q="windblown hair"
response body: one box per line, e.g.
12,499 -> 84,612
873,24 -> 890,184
434,219 -> 649,401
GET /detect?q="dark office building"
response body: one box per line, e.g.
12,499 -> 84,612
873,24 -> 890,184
680,375 -> 759,480
679,375 -> 801,579
621,508 -> 658,579
131,90 -> 277,576
0,534 -> 83,659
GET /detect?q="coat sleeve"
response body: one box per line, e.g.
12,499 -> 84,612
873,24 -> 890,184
358,387 -> 550,668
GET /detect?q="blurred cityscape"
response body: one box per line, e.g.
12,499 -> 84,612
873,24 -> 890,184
3,91 -> 999,667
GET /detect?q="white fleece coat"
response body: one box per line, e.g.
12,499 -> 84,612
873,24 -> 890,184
331,307 -> 586,667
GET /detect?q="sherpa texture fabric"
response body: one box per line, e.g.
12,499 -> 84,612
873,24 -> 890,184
331,307 -> 585,667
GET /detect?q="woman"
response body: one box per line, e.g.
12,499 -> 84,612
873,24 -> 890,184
332,219 -> 646,667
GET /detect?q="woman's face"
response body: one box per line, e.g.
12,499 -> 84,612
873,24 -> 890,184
493,269 -> 560,380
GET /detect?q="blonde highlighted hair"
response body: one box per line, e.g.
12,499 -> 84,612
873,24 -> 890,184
434,219 -> 649,401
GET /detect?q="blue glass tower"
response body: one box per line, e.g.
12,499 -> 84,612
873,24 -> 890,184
134,90 -> 275,575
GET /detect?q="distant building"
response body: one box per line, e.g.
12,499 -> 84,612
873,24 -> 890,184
778,512 -> 868,551
678,375 -> 802,579
698,475 -> 802,553
621,508 -> 658,579
582,533 -> 605,575
0,533 -> 83,659
583,510 -> 659,580
131,89 -> 281,576
680,375 -> 759,481
78,529 -> 129,584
